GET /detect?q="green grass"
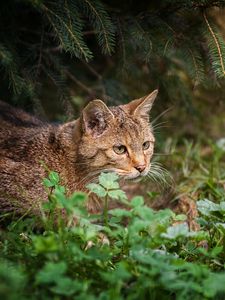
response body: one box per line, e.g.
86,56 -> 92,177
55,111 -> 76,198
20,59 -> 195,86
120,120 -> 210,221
1,140 -> 225,299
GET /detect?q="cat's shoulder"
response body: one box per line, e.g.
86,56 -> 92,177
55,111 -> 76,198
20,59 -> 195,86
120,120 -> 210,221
0,100 -> 44,128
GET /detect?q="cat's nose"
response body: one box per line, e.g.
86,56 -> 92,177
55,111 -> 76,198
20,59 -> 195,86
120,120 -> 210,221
134,164 -> 146,173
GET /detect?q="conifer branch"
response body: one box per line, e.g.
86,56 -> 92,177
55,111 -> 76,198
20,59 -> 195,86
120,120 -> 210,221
64,0 -> 73,33
131,19 -> 152,62
187,48 -> 202,86
41,3 -> 92,61
83,0 -> 108,51
1,0 -> 225,107
161,21 -> 204,84
80,0 -> 115,55
0,44 -> 24,95
203,11 -> 225,76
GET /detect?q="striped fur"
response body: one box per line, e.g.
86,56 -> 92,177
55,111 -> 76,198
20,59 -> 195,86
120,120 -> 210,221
0,90 -> 158,216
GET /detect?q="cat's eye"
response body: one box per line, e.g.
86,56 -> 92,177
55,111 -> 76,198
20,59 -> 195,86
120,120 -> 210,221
113,145 -> 127,155
143,141 -> 150,150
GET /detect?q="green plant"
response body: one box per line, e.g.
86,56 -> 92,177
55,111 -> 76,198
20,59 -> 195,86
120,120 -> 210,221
1,1 -> 225,115
1,168 -> 225,299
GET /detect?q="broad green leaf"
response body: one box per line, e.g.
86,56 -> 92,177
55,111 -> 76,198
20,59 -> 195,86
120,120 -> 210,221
108,189 -> 127,200
100,262 -> 131,284
219,202 -> 225,211
51,278 -> 83,296
161,223 -> 189,239
131,196 -> 144,207
70,192 -> 87,206
99,172 -> 119,189
109,208 -> 131,218
54,190 -> 66,203
57,185 -> 66,193
36,262 -> 67,284
86,183 -> 107,197
33,235 -> 59,253
131,205 -> 154,220
49,171 -> 60,184
128,219 -> 150,234
197,199 -> 219,216
203,273 -> 225,298
173,214 -> 187,222
43,178 -> 54,187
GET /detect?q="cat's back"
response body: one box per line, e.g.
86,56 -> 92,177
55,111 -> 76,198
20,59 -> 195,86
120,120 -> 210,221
0,101 -> 54,213
0,100 -> 44,131
0,101 -> 46,148
0,101 -> 48,165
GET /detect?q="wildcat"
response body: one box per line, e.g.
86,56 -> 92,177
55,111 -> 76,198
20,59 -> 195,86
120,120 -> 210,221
0,90 -> 158,215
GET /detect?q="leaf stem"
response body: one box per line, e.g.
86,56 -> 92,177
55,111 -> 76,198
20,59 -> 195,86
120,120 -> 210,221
203,11 -> 225,76
104,194 -> 109,226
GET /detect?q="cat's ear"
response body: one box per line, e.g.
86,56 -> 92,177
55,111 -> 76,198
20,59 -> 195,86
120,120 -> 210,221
125,89 -> 158,121
81,100 -> 114,136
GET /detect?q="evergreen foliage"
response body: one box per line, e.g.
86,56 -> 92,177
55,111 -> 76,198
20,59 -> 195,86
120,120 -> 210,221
0,0 -> 225,114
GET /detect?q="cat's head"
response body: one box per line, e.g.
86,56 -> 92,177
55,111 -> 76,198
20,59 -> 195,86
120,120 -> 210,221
77,90 -> 158,180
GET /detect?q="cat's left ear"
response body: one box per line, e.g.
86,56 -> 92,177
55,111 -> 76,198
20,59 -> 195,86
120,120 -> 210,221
81,100 -> 114,136
125,89 -> 158,121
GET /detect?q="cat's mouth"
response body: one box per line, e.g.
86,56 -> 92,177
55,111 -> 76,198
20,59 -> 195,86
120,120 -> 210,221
114,169 -> 147,180
124,173 -> 140,180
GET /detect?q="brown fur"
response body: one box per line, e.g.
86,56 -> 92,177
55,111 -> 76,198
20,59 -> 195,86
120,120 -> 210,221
0,90 -> 158,215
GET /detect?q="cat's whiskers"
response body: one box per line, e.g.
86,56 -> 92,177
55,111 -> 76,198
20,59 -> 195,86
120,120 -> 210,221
151,121 -> 170,131
154,153 -> 172,156
151,106 -> 173,125
150,106 -> 173,134
147,162 -> 173,188
0,89 -> 161,215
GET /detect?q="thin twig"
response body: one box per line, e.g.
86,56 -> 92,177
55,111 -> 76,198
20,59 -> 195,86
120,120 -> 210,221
35,25 -> 44,79
203,11 -> 225,76
82,61 -> 102,80
64,69 -> 93,95
44,46 -> 63,53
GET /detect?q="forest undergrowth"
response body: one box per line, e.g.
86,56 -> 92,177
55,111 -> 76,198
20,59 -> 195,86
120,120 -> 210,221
1,139 -> 225,299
